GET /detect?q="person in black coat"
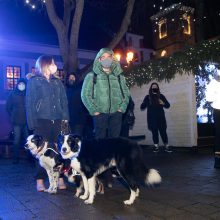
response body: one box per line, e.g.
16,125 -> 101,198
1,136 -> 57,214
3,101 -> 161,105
140,82 -> 172,153
66,74 -> 89,137
6,78 -> 29,164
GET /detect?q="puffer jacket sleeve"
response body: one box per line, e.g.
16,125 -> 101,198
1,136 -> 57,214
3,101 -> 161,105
118,75 -> 130,113
59,80 -> 69,120
81,73 -> 98,115
26,78 -> 37,130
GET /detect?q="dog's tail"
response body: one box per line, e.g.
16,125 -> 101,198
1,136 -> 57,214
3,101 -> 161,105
145,169 -> 162,185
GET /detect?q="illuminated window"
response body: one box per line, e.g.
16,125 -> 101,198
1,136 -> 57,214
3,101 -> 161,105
158,19 -> 167,39
161,50 -> 167,57
182,13 -> 191,35
5,66 -> 21,90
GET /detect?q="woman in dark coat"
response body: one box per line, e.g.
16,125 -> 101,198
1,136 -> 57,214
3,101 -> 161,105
140,82 -> 171,153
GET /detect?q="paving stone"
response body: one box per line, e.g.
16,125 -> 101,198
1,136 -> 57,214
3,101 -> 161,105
1,147 -> 220,219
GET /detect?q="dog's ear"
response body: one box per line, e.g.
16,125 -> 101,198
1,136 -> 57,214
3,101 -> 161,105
69,134 -> 82,141
31,135 -> 43,142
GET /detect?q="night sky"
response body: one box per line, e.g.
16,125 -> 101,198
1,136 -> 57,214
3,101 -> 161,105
0,0 -> 219,50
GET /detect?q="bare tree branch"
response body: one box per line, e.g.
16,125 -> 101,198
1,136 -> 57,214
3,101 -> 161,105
69,0 -> 85,70
107,0 -> 135,49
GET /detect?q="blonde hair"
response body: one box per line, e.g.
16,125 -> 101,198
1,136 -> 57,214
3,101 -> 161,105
35,55 -> 54,76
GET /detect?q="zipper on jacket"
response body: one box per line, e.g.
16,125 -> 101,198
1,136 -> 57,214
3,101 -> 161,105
107,75 -> 111,113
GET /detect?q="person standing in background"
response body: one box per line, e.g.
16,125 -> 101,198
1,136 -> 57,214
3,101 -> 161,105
6,78 -> 29,164
66,73 -> 87,136
26,55 -> 69,192
206,68 -> 220,168
140,82 -> 171,153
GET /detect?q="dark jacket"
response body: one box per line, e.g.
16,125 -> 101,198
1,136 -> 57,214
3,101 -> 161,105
140,94 -> 170,130
6,78 -> 27,125
66,81 -> 87,126
81,48 -> 130,115
26,75 -> 69,130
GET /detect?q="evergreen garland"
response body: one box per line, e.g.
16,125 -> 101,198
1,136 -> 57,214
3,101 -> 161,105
124,37 -> 220,87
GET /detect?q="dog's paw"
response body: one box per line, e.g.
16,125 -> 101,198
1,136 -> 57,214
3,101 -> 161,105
45,188 -> 57,194
123,200 -> 134,205
84,199 -> 93,204
79,194 -> 88,200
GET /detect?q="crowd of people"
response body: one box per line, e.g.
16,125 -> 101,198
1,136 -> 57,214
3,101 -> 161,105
6,49 -> 220,192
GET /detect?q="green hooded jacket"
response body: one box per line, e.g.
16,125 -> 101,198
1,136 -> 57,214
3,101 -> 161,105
81,48 -> 130,115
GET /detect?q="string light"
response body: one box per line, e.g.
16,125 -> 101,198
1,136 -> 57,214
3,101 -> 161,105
25,0 -> 46,9
124,39 -> 220,88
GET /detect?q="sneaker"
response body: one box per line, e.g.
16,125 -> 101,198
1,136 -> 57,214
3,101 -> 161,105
165,145 -> 172,153
153,144 -> 159,153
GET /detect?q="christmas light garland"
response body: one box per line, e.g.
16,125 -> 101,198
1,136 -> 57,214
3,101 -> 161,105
124,38 -> 220,87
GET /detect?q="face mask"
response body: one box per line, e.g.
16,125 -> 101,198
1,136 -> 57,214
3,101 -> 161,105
18,83 -> 26,91
68,80 -> 75,86
152,88 -> 159,94
100,58 -> 113,68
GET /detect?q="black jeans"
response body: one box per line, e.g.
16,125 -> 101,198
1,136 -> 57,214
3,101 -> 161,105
13,124 -> 29,160
213,109 -> 220,152
34,119 -> 61,180
93,112 -> 122,139
151,126 -> 168,145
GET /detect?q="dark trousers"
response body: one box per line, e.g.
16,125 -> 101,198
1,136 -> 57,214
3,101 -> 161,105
213,109 -> 220,152
93,112 -> 122,139
151,126 -> 168,145
13,124 -> 29,160
34,119 -> 61,180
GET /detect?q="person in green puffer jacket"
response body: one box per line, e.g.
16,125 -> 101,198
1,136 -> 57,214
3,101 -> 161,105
81,48 -> 130,139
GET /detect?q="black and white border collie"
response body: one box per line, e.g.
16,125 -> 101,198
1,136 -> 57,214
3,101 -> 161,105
58,134 -> 162,205
25,135 -> 64,194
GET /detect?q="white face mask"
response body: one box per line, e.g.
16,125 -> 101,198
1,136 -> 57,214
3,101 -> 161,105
18,83 -> 25,91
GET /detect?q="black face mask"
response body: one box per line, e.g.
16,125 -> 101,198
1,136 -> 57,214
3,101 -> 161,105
152,88 -> 159,94
68,80 -> 75,86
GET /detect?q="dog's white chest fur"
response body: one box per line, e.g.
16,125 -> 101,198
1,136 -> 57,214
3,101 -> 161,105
71,158 -> 81,173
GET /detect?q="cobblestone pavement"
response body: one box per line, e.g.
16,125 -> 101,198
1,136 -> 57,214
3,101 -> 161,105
0,146 -> 220,220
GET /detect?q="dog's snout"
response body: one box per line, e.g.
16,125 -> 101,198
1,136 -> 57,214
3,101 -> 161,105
24,143 -> 29,149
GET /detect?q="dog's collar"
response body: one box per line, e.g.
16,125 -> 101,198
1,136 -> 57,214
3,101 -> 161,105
36,142 -> 48,158
46,147 -> 59,155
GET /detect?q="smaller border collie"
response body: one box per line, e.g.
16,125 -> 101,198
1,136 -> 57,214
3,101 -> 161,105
58,134 -> 162,205
25,135 -> 64,194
